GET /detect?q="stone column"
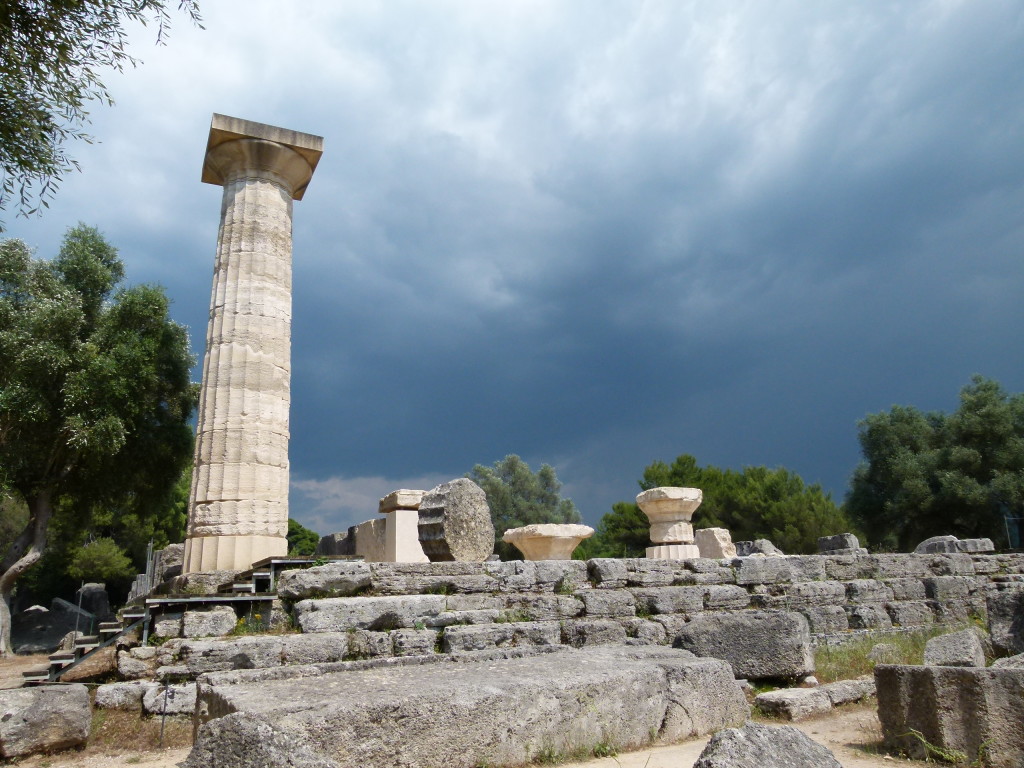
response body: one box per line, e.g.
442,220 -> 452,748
183,114 -> 323,574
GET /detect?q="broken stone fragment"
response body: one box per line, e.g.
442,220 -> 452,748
417,479 -> 494,562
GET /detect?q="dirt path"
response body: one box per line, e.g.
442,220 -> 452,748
9,700 -> 929,768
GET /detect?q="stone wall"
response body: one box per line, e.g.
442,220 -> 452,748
138,552 -> 1024,682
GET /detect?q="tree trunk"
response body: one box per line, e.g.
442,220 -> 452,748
0,490 -> 53,657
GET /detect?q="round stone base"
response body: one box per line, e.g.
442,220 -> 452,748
183,534 -> 287,573
646,543 -> 701,560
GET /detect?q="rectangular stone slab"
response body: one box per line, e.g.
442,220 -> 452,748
193,646 -> 748,768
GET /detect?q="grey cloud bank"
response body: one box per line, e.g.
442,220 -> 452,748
6,1 -> 1024,534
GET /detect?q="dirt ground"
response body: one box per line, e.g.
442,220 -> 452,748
1,653 -> 931,768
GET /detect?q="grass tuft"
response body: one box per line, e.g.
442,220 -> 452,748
814,626 -> 953,683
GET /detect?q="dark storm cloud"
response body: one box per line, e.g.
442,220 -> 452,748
6,1 -> 1024,531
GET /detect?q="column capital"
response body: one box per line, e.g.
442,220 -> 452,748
201,113 -> 324,200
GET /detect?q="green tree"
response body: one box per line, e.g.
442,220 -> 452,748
287,518 -> 320,557
0,226 -> 197,654
585,454 -> 851,557
67,537 -> 133,583
0,0 -> 202,226
468,455 -> 581,559
846,375 -> 1024,551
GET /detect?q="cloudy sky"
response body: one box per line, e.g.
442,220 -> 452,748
6,1 -> 1024,535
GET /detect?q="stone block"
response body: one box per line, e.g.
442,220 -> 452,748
587,558 -> 628,588
800,605 -> 849,634
174,636 -> 285,675
646,543 -> 700,559
704,584 -> 752,610
417,478 -> 495,562
561,619 -> 628,647
735,557 -> 792,586
885,600 -> 934,627
845,579 -> 894,603
624,559 -> 677,587
293,595 -> 447,633
391,628 -> 439,656
425,609 -> 500,627
992,653 -> 1024,668
152,611 -> 183,638
383,508 -> 430,563
734,539 -> 783,557
0,685 -> 91,758
872,554 -> 932,579
923,576 -> 975,601
577,589 -> 636,618
500,594 -> 583,622
755,687 -> 832,720
441,622 -> 560,652
694,722 -> 842,768
876,664 -> 1024,767
532,560 -> 589,592
914,535 -> 960,554
315,531 -> 355,557
987,586 -> 1024,655
786,556 -> 827,582
183,713 -> 339,768
844,603 -> 893,629
143,683 -> 197,716
684,558 -> 738,585
676,610 -> 814,680
818,533 -> 860,553
694,528 -> 737,559
279,633 -> 350,665
621,618 -> 668,645
885,578 -> 928,601
821,554 -> 874,581
354,517 -> 388,562
956,538 -> 995,553
117,648 -> 158,679
631,586 -> 704,615
822,676 -> 875,706
183,605 -> 238,638
191,646 -> 747,768
95,681 -> 159,711
778,580 -> 847,607
379,489 -> 425,513
346,630 -> 393,659
924,627 -> 987,667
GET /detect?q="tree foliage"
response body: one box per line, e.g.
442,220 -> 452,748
287,518 -> 319,557
582,454 -> 851,557
0,225 -> 197,653
468,455 -> 581,559
0,0 -> 202,226
846,375 -> 1024,551
67,536 -> 133,582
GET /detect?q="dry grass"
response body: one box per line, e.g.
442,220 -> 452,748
88,709 -> 194,753
813,625 -> 954,684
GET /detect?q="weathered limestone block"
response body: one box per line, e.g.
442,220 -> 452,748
817,533 -> 861,553
704,584 -> 752,610
314,530 -> 355,557
391,628 -> 439,656
734,539 -> 783,557
153,611 -> 184,638
441,622 -> 560,652
735,557 -> 792,586
621,618 -> 668,645
631,586 -> 704,615
924,575 -> 976,601
694,528 -> 737,559
500,594 -> 584,621
345,630 -> 393,659
683,558 -> 737,585
915,535 -> 960,554
279,633 -> 350,666
117,646 -> 159,679
844,603 -> 893,629
277,561 -> 372,600
821,554 -> 875,581
294,595 -> 447,633
502,524 -> 594,561
588,558 -> 628,588
183,606 -> 238,638
885,600 -> 935,627
800,605 -> 849,634
379,489 -> 425,513
992,653 -> 1024,668
786,556 -> 827,582
822,676 -> 876,706
184,713 -> 340,768
143,683 -> 197,716
446,594 -> 502,612
652,614 -> 692,643
885,577 -> 928,601
877,664 -> 1024,767
623,559 -> 678,587
192,646 -> 748,768
873,554 -> 933,579
561,619 -> 628,647
353,517 -> 388,561
417,479 -> 494,562
171,636 -> 285,676
532,560 -> 589,592
577,589 -> 636,618
426,609 -> 501,627
987,586 -> 1024,655
754,687 -> 832,720
845,579 -> 894,604
95,681 -> 159,711
0,685 -> 91,758
368,561 -> 504,595
694,722 -> 842,768
775,580 -> 847,608
924,627 -> 987,667
956,538 -> 995,553
676,610 -> 814,680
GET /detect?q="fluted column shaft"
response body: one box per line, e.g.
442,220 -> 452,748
184,116 -> 322,574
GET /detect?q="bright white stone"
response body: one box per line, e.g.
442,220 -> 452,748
636,487 -> 702,544
646,544 -> 701,560
694,527 -> 737,559
502,524 -> 595,560
379,489 -> 426,514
